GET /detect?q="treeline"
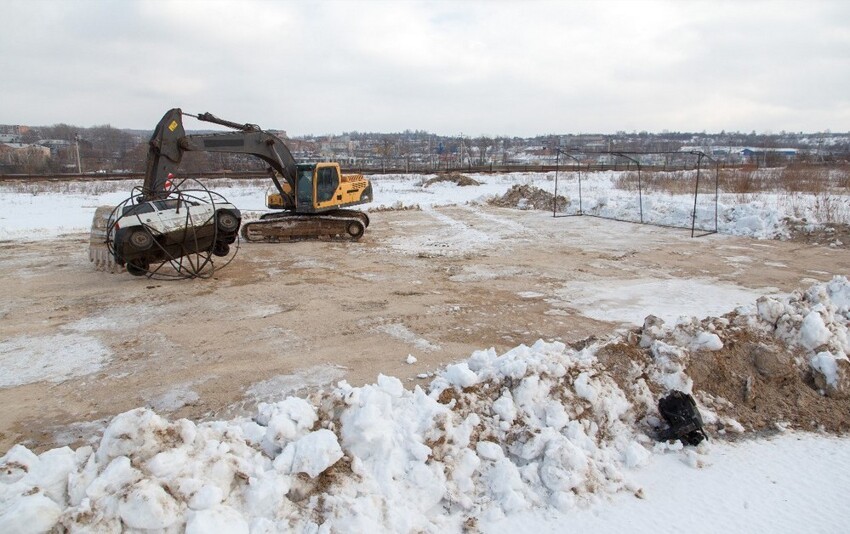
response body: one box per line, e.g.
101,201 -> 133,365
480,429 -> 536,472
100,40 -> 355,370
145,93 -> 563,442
2,124 -> 267,175
2,120 -> 850,175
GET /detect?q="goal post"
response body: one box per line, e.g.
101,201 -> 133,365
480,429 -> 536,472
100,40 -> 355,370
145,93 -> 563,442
553,150 -> 719,237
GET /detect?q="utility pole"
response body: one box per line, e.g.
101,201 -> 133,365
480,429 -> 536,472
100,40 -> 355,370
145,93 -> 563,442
74,134 -> 82,173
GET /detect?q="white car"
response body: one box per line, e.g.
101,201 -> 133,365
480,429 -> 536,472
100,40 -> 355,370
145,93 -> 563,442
111,198 -> 241,276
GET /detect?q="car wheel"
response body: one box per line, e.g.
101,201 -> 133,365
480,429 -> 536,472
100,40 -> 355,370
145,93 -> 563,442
217,212 -> 239,233
213,242 -> 230,257
129,230 -> 153,250
127,260 -> 149,276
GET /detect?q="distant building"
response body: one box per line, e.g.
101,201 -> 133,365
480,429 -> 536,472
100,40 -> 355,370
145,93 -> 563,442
37,139 -> 72,154
740,147 -> 798,163
0,142 -> 51,172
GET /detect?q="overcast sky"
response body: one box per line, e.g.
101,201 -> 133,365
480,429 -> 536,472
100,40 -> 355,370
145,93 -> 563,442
2,0 -> 849,136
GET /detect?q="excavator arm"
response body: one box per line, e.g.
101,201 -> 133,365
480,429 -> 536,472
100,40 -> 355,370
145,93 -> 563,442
143,108 -> 298,208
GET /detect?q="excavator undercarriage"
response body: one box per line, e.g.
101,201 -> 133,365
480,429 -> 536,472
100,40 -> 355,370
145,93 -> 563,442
241,210 -> 370,242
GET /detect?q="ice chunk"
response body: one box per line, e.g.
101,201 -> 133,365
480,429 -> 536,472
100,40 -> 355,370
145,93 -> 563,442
477,441 -> 504,461
800,311 -> 830,350
118,480 -> 181,530
691,332 -> 723,351
274,429 -> 343,478
445,362 -> 479,388
0,493 -> 61,533
186,505 -> 249,534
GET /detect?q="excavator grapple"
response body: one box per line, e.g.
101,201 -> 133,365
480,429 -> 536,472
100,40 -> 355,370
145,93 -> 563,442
89,205 -> 121,273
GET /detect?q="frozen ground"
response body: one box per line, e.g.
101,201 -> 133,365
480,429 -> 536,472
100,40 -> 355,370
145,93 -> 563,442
1,173 -> 849,532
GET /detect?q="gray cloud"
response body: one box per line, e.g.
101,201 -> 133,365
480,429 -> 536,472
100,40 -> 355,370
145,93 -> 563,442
2,0 -> 848,135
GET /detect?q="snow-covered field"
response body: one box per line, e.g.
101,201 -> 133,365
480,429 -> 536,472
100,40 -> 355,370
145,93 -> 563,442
1,170 -> 847,241
1,172 -> 849,533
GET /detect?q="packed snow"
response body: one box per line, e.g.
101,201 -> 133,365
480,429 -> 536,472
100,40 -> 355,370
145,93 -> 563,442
2,277 -> 850,532
553,278 -> 777,326
1,173 -> 849,532
0,333 -> 110,388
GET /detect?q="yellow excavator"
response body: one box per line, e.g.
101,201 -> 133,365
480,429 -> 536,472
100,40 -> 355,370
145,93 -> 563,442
89,108 -> 373,271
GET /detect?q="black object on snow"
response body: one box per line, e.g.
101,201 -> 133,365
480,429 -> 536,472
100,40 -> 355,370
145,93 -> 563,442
657,390 -> 707,446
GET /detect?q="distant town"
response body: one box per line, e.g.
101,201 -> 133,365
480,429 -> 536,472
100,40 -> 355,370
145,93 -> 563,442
1,121 -> 849,175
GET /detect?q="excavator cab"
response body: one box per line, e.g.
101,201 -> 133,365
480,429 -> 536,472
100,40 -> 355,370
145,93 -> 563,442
270,162 -> 372,214
294,163 -> 341,211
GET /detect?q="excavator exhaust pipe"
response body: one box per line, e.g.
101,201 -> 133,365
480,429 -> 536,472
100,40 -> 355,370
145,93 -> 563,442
89,205 -> 122,273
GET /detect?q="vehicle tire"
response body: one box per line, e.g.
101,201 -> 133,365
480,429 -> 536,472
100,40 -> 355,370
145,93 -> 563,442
126,260 -> 149,276
346,221 -> 365,239
129,230 -> 153,250
217,211 -> 239,233
212,242 -> 230,257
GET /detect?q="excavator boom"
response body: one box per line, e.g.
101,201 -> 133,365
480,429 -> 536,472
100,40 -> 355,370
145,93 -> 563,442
143,108 -> 298,208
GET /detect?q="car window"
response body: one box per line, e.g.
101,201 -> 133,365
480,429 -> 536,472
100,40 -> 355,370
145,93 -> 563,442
154,199 -> 180,211
122,203 -> 155,216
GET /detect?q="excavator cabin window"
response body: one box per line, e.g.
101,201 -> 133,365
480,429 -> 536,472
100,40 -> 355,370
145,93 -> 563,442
316,166 -> 339,203
297,168 -> 314,206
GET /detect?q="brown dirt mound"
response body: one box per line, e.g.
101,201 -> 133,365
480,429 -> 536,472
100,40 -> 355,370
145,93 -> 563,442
599,314 -> 850,439
423,173 -> 481,187
785,219 -> 850,248
686,327 -> 850,436
489,184 -> 569,211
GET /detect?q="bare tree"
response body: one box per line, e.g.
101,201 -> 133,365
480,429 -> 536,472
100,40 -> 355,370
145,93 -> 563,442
376,136 -> 394,171
475,136 -> 494,165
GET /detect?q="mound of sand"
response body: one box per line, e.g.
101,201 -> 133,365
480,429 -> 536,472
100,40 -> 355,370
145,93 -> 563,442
489,184 -> 569,211
597,280 -> 850,437
422,173 -> 481,187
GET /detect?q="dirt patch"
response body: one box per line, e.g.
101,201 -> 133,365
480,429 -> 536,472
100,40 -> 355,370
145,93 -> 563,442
596,339 -> 657,402
423,173 -> 481,187
687,325 -> 850,435
785,219 -> 850,248
597,316 -> 850,439
489,184 -> 568,211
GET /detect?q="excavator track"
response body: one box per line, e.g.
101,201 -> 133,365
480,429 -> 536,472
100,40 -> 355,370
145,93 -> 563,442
241,210 -> 369,243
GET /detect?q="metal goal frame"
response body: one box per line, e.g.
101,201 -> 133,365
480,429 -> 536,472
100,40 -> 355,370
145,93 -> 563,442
552,150 -> 719,237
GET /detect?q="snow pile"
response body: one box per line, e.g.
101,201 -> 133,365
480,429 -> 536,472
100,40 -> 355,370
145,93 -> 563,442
751,276 -> 850,396
3,278 -> 850,531
0,343 -> 669,531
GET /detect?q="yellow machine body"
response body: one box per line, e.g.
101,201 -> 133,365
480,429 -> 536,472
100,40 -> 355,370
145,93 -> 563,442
266,162 -> 372,213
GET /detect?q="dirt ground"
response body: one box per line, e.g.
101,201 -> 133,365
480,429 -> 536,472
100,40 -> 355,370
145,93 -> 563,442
2,206 -> 849,453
